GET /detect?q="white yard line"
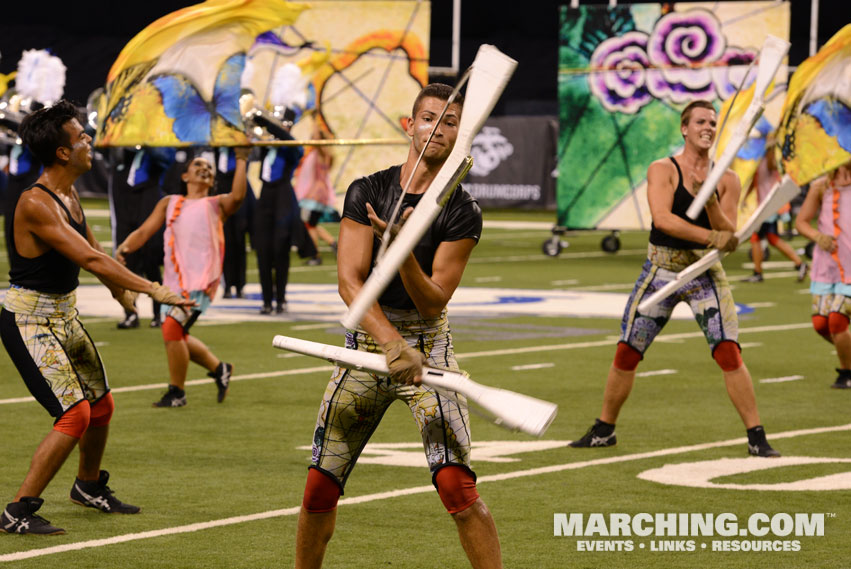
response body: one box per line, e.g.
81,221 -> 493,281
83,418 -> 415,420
0,367 -> 333,406
636,369 -> 677,377
3,422 -> 849,562
510,363 -> 555,371
0,322 -> 813,407
759,375 -> 805,384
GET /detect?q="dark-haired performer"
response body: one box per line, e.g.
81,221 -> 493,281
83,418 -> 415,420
116,147 -> 250,408
0,100 -> 191,535
295,84 -> 502,569
570,100 -> 780,458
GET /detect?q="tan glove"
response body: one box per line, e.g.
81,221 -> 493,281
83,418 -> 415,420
112,289 -> 138,313
114,242 -> 130,265
815,232 -> 836,252
706,229 -> 739,253
381,339 -> 426,385
148,282 -> 188,306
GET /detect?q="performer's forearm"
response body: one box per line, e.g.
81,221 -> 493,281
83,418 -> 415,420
398,255 -> 449,319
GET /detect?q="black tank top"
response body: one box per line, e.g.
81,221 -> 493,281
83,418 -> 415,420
648,157 -> 713,250
8,183 -> 86,294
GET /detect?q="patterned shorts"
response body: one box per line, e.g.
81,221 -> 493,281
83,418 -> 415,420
620,244 -> 739,354
0,286 -> 108,419
811,292 -> 851,318
310,308 -> 472,489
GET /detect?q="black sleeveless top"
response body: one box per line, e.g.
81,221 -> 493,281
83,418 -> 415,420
343,164 -> 482,310
648,157 -> 713,250
8,183 -> 86,294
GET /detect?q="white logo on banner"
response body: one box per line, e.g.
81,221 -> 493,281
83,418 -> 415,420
470,126 -> 514,177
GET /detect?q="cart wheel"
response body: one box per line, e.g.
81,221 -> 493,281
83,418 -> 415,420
601,233 -> 620,253
804,241 -> 814,260
542,236 -> 563,257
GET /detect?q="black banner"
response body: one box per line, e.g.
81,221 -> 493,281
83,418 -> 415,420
464,115 -> 557,210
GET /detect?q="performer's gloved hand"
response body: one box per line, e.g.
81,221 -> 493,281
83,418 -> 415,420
706,229 -> 739,253
381,338 -> 425,386
114,242 -> 130,265
366,203 -> 412,246
815,232 -> 837,252
148,282 -> 197,308
704,191 -> 719,208
112,288 -> 138,313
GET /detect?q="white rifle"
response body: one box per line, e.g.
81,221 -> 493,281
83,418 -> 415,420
340,45 -> 518,330
638,175 -> 800,312
272,334 -> 557,437
686,35 -> 790,219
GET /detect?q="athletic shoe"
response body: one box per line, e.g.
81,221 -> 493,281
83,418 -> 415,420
306,257 -> 322,266
0,497 -> 65,535
330,242 -> 338,257
746,426 -> 781,457
117,312 -> 139,329
569,419 -> 617,448
743,272 -> 764,283
796,262 -> 809,282
222,289 -> 233,299
276,302 -> 287,314
70,471 -> 140,514
831,369 -> 851,389
149,317 -> 161,328
260,304 -> 273,315
152,385 -> 186,407
747,441 -> 781,457
208,362 -> 232,403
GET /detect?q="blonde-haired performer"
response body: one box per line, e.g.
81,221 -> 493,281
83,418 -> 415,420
116,147 -> 251,407
569,100 -> 780,458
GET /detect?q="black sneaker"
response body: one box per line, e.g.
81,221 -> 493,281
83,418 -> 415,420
149,317 -> 162,328
260,304 -> 273,315
748,441 -> 781,457
306,257 -> 322,266
0,497 -> 65,535
831,369 -> 851,389
743,272 -> 764,283
208,362 -> 232,403
117,312 -> 140,329
796,262 -> 809,282
153,385 -> 186,407
747,426 -> 781,457
569,419 -> 617,448
276,302 -> 287,314
70,470 -> 140,514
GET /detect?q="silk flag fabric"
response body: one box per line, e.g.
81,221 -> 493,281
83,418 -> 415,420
715,82 -> 782,199
777,24 -> 851,186
97,0 -> 429,193
557,1 -> 789,230
97,0 -> 307,147
240,0 -> 429,192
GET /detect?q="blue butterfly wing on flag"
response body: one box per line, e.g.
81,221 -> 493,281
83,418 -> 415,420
805,98 -> 851,153
152,75 -> 212,143
212,53 -> 246,128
